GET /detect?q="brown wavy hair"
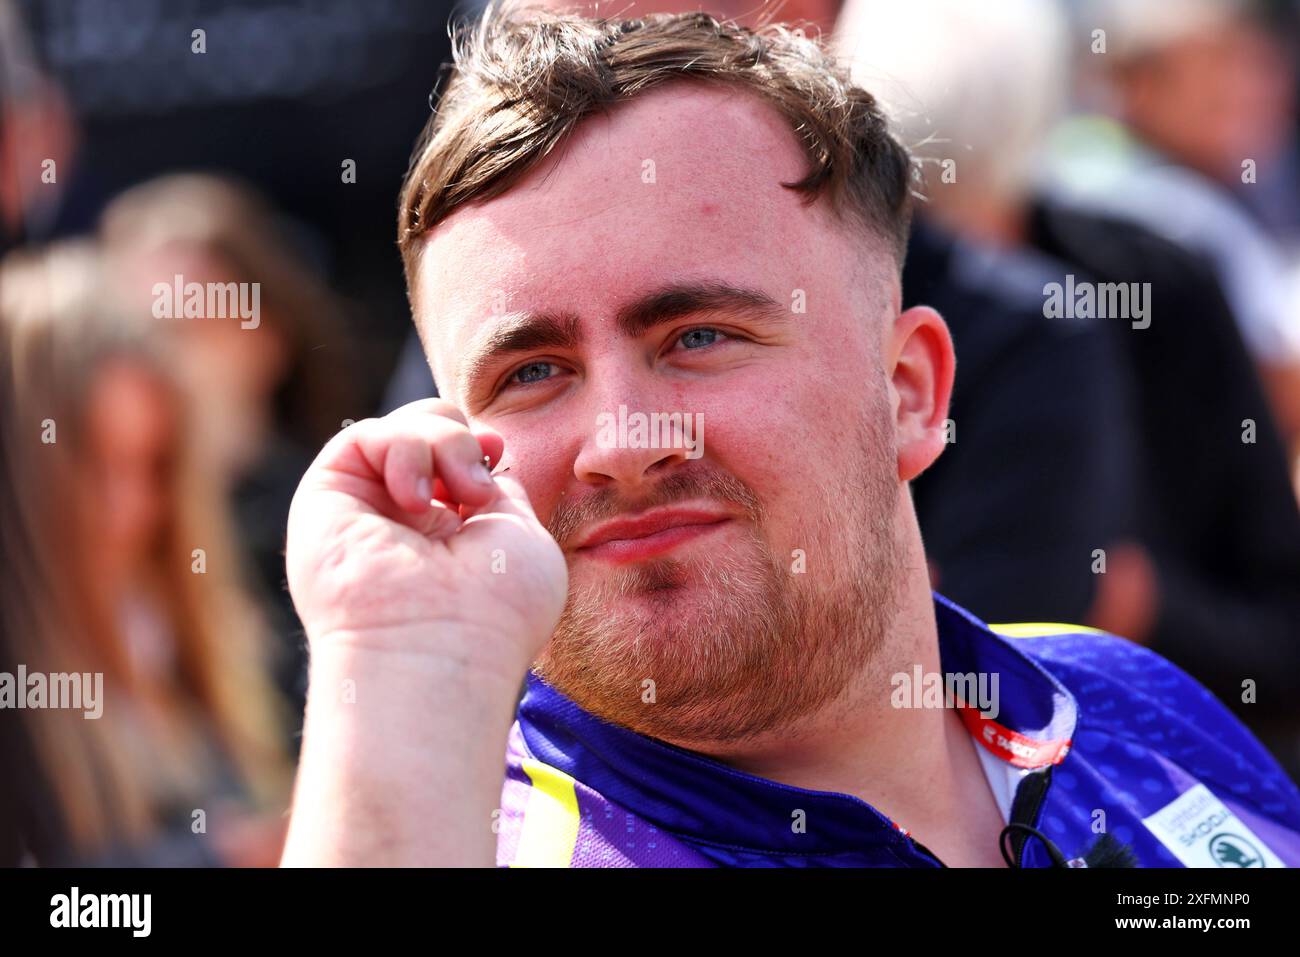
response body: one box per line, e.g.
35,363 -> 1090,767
397,1 -> 916,304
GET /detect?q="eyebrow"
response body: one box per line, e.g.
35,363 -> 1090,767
613,280 -> 786,337
458,280 -> 787,400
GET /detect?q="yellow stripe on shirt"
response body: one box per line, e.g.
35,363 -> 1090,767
989,622 -> 1107,638
511,758 -> 581,868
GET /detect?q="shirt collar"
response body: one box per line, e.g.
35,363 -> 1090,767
516,592 -> 1079,856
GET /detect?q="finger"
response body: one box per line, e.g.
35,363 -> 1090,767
462,474 -> 541,523
427,429 -> 501,500
470,426 -> 505,471
309,400 -> 468,476
381,430 -> 436,514
410,497 -> 466,540
430,427 -> 498,505
391,397 -> 470,428
348,415 -> 495,515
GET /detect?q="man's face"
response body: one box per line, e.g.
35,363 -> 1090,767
1126,21 -> 1294,182
415,82 -> 931,746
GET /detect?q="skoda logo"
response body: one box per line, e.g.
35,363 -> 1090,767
1209,833 -> 1264,868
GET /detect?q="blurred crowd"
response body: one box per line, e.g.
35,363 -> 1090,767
2,0 -> 1299,865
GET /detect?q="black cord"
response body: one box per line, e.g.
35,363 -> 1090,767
999,822 -> 1071,867
999,823 -> 1139,868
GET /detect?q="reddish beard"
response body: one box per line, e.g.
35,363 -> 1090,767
534,421 -> 902,745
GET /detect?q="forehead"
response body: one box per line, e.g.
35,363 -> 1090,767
414,81 -> 867,389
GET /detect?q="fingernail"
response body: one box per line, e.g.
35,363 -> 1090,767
471,462 -> 494,485
416,476 -> 432,502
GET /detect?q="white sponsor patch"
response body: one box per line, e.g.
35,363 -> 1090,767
1142,784 -> 1285,868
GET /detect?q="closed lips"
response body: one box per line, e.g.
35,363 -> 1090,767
575,508 -> 732,550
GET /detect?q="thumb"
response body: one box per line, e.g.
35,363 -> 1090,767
459,473 -> 545,527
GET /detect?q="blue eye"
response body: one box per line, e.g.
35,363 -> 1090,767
679,328 -> 720,349
512,361 -> 555,385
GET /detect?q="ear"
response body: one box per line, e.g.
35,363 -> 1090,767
888,305 -> 955,482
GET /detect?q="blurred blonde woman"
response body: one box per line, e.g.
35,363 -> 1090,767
0,241 -> 290,865
99,175 -> 361,717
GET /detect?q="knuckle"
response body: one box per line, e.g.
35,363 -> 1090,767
409,397 -> 466,423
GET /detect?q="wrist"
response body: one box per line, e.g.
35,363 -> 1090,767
306,620 -> 535,693
285,624 -> 528,866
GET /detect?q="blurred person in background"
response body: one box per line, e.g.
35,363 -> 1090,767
1048,0 -> 1300,455
899,222 -> 1136,628
14,0 -> 468,421
838,0 -> 1300,779
99,175 -> 361,724
0,241 -> 291,865
0,0 -> 77,255
1075,0 -> 1300,245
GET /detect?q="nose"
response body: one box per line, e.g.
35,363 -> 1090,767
572,385 -> 696,490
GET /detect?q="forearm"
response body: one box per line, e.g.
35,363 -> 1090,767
280,628 -> 525,867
